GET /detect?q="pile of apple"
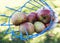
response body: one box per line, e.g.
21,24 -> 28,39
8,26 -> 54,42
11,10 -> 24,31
11,7 -> 54,35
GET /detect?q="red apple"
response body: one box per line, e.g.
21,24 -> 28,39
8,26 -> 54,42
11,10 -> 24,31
19,22 -> 35,35
36,8 -> 51,24
27,12 -> 37,23
34,21 -> 45,33
11,12 -> 27,26
58,20 -> 60,23
45,23 -> 50,27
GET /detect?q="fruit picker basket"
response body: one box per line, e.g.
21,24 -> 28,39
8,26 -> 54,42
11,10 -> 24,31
0,0 -> 58,40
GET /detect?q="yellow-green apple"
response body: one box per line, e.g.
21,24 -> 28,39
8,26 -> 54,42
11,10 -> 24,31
11,12 -> 27,26
34,21 -> 45,33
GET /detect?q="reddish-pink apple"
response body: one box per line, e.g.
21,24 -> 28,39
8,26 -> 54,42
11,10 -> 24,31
36,8 -> 51,24
45,23 -> 50,27
27,12 -> 37,23
19,22 -> 35,35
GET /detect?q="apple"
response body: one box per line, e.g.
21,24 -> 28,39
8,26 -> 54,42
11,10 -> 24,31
45,23 -> 50,27
58,20 -> 60,23
36,7 -> 51,24
27,12 -> 37,23
11,12 -> 27,26
34,21 -> 45,33
19,22 -> 34,35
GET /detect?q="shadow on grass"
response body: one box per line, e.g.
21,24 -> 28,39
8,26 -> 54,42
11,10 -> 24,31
0,30 -> 26,43
43,33 -> 60,43
1,30 -> 60,43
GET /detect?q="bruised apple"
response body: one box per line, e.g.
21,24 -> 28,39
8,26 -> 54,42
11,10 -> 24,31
34,21 -> 45,33
36,7 -> 51,24
11,12 -> 27,26
27,12 -> 37,23
19,22 -> 34,35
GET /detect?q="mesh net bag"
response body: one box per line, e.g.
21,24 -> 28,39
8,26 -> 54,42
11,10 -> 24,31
0,0 -> 58,40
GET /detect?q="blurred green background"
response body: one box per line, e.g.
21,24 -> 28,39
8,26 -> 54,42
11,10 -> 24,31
0,0 -> 60,43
